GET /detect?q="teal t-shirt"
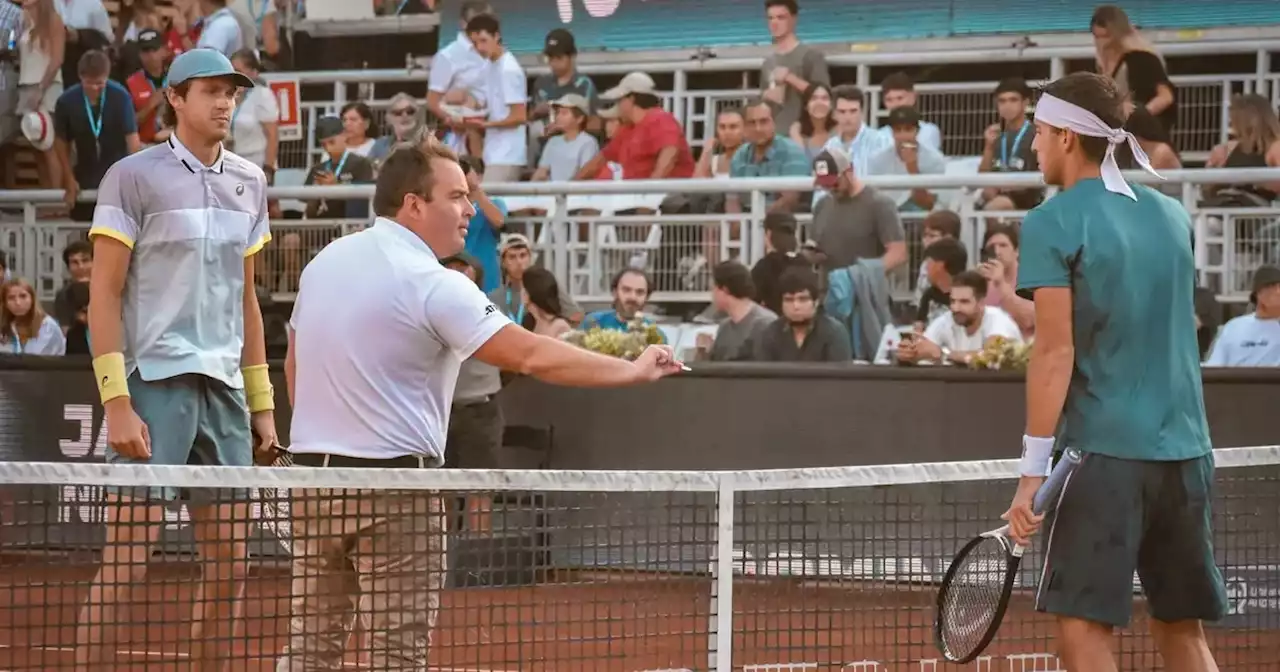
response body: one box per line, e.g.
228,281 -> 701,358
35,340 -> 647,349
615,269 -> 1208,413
1016,178 -> 1211,462
582,310 -> 667,343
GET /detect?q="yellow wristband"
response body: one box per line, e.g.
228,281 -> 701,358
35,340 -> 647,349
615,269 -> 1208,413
242,364 -> 275,413
92,352 -> 130,404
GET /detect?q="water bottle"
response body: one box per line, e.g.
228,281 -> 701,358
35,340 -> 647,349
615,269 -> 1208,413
5,29 -> 16,53
608,162 -> 623,181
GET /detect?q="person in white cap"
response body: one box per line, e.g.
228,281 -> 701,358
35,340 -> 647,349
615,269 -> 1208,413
1003,72 -> 1224,672
573,71 -> 694,180
77,47 -> 273,671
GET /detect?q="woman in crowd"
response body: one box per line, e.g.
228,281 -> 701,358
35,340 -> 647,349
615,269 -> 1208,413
1204,94 -> 1280,206
693,107 -> 745,178
1091,5 -> 1177,137
789,83 -> 835,162
369,92 -> 424,165
340,101 -> 378,158
0,278 -> 65,356
165,0 -> 203,56
522,266 -> 572,338
229,49 -> 281,184
17,0 -> 65,194
977,223 -> 1034,338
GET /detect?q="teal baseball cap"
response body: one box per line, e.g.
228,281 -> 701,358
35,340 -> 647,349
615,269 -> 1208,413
168,48 -> 255,88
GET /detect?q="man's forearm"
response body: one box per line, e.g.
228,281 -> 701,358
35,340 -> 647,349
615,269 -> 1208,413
241,287 -> 268,368
87,293 -> 123,358
1026,340 -> 1074,436
650,147 -> 677,179
521,336 -> 643,387
574,154 -> 605,181
881,242 -> 907,271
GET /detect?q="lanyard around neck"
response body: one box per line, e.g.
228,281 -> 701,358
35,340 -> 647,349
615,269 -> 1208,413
83,92 -> 104,139
9,326 -> 23,354
1001,120 -> 1031,169
506,286 -> 525,325
326,150 -> 350,177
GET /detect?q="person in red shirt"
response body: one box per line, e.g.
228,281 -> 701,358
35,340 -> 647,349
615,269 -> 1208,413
574,71 -> 694,180
124,30 -> 170,145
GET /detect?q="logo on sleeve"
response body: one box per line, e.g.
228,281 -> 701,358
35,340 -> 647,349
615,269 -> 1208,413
484,304 -> 497,316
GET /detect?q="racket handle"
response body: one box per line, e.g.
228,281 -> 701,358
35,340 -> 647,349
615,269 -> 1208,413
1031,447 -> 1083,515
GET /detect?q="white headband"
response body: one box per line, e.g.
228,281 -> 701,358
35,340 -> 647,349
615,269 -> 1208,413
1034,93 -> 1162,200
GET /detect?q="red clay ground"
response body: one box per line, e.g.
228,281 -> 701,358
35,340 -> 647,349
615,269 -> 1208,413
0,561 -> 1276,671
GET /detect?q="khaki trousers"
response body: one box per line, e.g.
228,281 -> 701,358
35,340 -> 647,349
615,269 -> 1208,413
276,489 -> 446,671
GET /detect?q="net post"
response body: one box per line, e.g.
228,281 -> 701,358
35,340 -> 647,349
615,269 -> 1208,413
707,477 -> 736,672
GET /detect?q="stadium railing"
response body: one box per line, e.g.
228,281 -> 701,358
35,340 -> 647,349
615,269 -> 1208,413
0,446 -> 1276,670
3,168 -> 1278,305
260,37 -> 1280,169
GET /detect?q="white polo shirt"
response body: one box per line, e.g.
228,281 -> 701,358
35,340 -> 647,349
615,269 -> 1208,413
288,217 -> 511,463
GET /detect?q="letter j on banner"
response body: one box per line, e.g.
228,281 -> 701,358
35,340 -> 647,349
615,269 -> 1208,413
269,79 -> 302,142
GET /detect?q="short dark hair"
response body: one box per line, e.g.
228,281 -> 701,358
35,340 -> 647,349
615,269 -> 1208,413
631,92 -> 662,109
952,270 -> 989,299
340,101 -> 377,138
994,77 -> 1032,99
777,266 -> 820,300
231,48 -> 262,72
744,97 -> 773,115
465,13 -> 501,36
717,106 -> 745,122
923,209 -> 961,239
161,81 -> 192,129
712,261 -> 756,300
373,140 -> 461,218
763,212 -> 797,233
610,267 -> 651,293
458,155 -> 486,176
1039,72 -> 1126,164
764,0 -> 798,14
831,85 -> 865,108
881,72 -> 915,94
983,222 -> 1021,251
62,240 -> 92,267
78,50 -> 111,78
460,0 -> 492,21
440,253 -> 485,289
923,238 -> 968,277
66,281 -> 90,313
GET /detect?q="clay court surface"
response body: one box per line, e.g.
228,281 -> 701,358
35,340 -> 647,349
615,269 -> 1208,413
0,559 -> 1276,671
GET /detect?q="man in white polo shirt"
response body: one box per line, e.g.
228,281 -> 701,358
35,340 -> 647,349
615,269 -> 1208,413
279,140 -> 684,670
80,48 -> 275,670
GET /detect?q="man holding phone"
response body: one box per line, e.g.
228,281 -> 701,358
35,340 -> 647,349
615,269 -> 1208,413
304,116 -> 375,221
865,106 -> 946,212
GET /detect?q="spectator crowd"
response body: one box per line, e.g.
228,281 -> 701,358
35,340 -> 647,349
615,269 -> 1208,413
0,0 -> 1277,368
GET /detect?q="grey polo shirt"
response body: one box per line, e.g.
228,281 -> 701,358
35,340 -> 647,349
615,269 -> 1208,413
89,135 -> 271,388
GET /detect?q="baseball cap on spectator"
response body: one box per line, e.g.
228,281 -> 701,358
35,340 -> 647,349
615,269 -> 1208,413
552,93 -> 590,115
544,28 -> 577,57
314,116 -> 344,141
499,233 -> 532,255
886,106 -> 921,129
812,147 -> 851,190
137,29 -> 164,51
601,72 -> 657,100
21,111 -> 54,151
598,105 -> 620,120
1251,265 -> 1280,304
167,48 -> 255,88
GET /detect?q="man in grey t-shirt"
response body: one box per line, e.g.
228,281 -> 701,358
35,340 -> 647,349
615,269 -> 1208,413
699,261 -> 777,362
810,148 -> 907,272
760,0 -> 830,134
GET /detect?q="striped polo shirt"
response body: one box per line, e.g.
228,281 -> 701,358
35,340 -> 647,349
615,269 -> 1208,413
89,134 -> 271,389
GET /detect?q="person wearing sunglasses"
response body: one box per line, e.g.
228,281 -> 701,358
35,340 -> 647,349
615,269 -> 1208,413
369,92 -> 422,165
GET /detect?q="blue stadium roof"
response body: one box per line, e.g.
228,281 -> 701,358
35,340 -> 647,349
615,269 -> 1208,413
441,0 -> 1279,54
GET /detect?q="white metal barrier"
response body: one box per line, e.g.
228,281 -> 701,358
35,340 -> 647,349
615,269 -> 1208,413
2,169 -> 1277,306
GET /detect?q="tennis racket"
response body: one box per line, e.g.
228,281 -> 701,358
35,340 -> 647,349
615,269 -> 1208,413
934,447 -> 1083,663
252,434 -> 294,554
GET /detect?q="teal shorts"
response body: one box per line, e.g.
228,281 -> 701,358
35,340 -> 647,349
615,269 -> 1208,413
1035,451 -> 1228,627
106,373 -> 253,502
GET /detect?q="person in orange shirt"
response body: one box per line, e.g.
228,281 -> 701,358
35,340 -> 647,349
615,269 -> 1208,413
124,29 -> 169,145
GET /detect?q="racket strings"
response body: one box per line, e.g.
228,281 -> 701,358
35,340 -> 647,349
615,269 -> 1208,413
938,537 -> 1013,658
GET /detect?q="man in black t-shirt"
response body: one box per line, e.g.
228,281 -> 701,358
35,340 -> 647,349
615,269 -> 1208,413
914,237 -> 967,331
751,212 -> 813,315
978,77 -> 1043,213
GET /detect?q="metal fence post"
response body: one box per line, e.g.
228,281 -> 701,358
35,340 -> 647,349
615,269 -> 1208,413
707,477 -> 735,672
749,189 -> 767,263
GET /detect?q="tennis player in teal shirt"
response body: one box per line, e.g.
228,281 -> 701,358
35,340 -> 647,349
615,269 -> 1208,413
1003,72 -> 1225,672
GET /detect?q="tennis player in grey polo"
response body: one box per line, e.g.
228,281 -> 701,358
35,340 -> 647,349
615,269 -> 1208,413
79,48 -> 277,672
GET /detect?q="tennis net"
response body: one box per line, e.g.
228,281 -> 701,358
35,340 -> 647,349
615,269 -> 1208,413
0,447 -> 1276,671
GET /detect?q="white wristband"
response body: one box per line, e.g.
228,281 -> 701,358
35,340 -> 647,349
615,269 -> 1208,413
1019,435 -> 1056,477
